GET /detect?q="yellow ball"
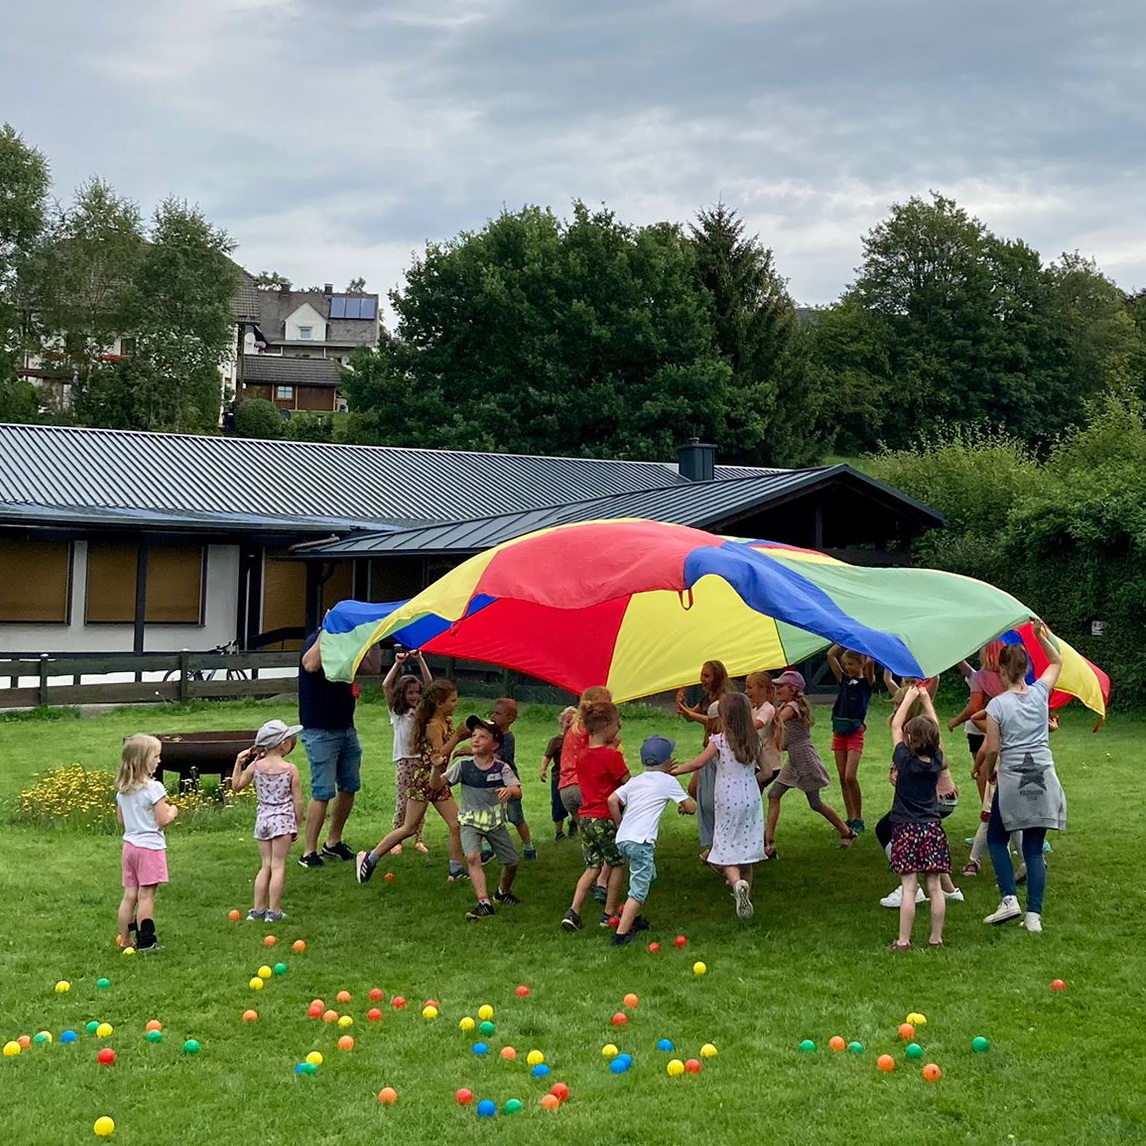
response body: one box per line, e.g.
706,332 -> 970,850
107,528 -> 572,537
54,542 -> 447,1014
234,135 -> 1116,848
700,1043 -> 718,1058
306,1051 -> 323,1066
249,978 -> 264,991
96,1023 -> 113,1038
526,1049 -> 544,1066
422,1005 -> 438,1020
693,961 -> 707,976
338,1015 -> 354,1028
477,1004 -> 494,1021
906,1012 -> 927,1026
667,1058 -> 685,1077
93,1116 -> 116,1137
3,1041 -> 20,1057
459,1016 -> 476,1032
257,965 -> 273,980
601,1043 -> 619,1058
121,947 -> 135,957
55,980 -> 71,993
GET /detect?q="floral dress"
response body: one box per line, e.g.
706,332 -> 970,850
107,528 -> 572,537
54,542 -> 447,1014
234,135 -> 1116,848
706,734 -> 766,866
254,770 -> 296,840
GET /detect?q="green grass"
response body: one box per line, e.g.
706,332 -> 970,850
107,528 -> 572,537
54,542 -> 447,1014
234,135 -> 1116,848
1,696 -> 1144,1145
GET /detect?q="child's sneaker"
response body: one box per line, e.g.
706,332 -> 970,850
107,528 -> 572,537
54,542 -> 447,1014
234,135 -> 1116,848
523,845 -> 537,860
246,909 -> 266,922
560,909 -> 583,932
612,931 -> 638,947
322,841 -> 355,862
265,910 -> 285,922
600,912 -> 620,929
493,889 -> 521,906
733,879 -> 754,920
135,919 -> 158,951
298,852 -> 325,869
356,851 -> 377,884
554,830 -> 565,841
568,820 -> 579,838
1021,912 -> 1043,933
480,848 -> 494,865
465,901 -> 496,922
880,886 -> 927,908
944,887 -> 965,902
983,895 -> 1022,925
632,916 -> 651,932
590,885 -> 608,905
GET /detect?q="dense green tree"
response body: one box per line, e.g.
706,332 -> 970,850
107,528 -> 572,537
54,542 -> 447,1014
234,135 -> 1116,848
253,270 -> 292,290
234,397 -> 283,439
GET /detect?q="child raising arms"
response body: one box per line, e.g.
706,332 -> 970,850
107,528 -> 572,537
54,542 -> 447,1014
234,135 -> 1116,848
231,720 -> 304,922
827,646 -> 875,833
383,649 -> 432,855
115,734 -> 178,952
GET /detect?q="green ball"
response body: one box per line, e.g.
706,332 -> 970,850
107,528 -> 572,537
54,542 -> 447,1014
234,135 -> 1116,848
183,1039 -> 200,1055
478,1020 -> 496,1036
847,1041 -> 864,1055
273,963 -> 288,976
32,1032 -> 48,1045
905,1042 -> 924,1059
300,1060 -> 318,1075
96,978 -> 111,990
503,1099 -> 523,1114
971,1036 -> 990,1054
798,1039 -> 816,1053
86,1021 -> 99,1034
146,1030 -> 163,1043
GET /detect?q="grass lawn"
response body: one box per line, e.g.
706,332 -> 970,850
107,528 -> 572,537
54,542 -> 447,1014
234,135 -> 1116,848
1,693 -> 1143,1145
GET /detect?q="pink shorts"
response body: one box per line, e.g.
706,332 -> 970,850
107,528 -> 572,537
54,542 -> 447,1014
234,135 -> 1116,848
831,727 -> 866,755
122,842 -> 169,888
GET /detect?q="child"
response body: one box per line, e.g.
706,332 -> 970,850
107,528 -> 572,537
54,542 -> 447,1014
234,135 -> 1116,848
231,719 -> 304,922
766,671 -> 856,855
608,736 -> 697,945
434,716 -> 522,921
675,660 -> 735,860
887,686 -> 952,950
561,701 -> 630,932
827,645 -> 876,833
489,698 -> 536,859
115,734 -> 178,952
541,707 -> 578,839
672,693 -> 766,919
383,649 -> 432,855
744,672 -> 783,788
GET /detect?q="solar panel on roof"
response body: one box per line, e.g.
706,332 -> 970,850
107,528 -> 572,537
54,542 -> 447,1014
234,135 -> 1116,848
329,297 -> 347,319
329,296 -> 377,320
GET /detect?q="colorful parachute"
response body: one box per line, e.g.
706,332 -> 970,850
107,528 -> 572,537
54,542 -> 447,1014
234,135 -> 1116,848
319,519 -> 1109,717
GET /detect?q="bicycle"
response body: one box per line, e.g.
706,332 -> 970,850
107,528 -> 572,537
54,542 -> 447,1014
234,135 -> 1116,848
162,641 -> 250,688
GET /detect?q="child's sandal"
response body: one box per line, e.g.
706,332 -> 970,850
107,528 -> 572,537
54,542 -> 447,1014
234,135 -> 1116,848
927,939 -> 945,948
838,831 -> 859,849
889,939 -> 912,952
764,841 -> 778,860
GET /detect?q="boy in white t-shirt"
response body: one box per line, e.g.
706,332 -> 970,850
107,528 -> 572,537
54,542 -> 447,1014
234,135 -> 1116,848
607,735 -> 696,947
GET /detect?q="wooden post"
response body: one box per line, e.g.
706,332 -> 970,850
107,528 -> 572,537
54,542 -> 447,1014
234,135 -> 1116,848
38,654 -> 50,707
133,541 -> 150,674
178,649 -> 190,705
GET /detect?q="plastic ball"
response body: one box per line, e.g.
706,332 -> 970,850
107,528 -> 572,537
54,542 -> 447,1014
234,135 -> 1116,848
611,1012 -> 628,1027
905,1043 -> 924,1060
829,1036 -> 846,1052
425,998 -> 440,1010
422,1005 -> 439,1020
972,1036 -> 991,1053
455,1088 -> 474,1105
86,1022 -> 100,1034
60,1030 -> 78,1044
367,1008 -> 383,1022
531,1063 -> 551,1079
526,1049 -> 545,1065
648,942 -> 660,953
601,1043 -> 619,1058
392,996 -> 407,1009
539,1094 -> 560,1111
292,939 -> 307,953
384,872 -> 395,882
183,1039 -> 200,1055
55,980 -> 71,993
33,1032 -> 51,1045
249,978 -> 264,991
273,963 -> 288,976
472,1042 -> 489,1056
322,1010 -> 338,1023
504,1098 -> 523,1114
257,966 -> 273,980
476,1099 -> 497,1118
623,992 -> 639,1008
17,1036 -> 30,1048
693,961 -> 707,976
145,1030 -> 163,1043
97,1048 -> 116,1066
377,1086 -> 398,1105
667,1058 -> 685,1077
121,947 -> 135,958
899,1022 -> 916,1040
478,1004 -> 494,1021
478,1020 -> 495,1036
3,1041 -> 20,1057
684,1058 -> 702,1074
500,1046 -> 517,1060
608,1057 -> 629,1074
550,1082 -> 570,1102
459,1016 -> 476,1032
907,1012 -> 927,1025
306,1051 -> 324,1065
799,1039 -> 816,1053
338,1035 -> 355,1051
657,1039 -> 674,1052
848,1041 -> 865,1055
338,1015 -> 354,1028
336,990 -> 352,1004
877,1054 -> 896,1072
1051,979 -> 1068,992
96,1023 -> 113,1038
674,934 -> 688,948
242,1010 -> 258,1023
297,1061 -> 317,1075
700,1043 -> 718,1058
97,978 -> 111,990
93,1116 -> 116,1137
144,1020 -> 162,1033
228,909 -> 241,921
307,1004 -> 324,1019
369,988 -> 384,1002
310,997 -> 325,1009
923,1063 -> 942,1081
616,1053 -> 633,1067
263,934 -> 277,947
515,985 -> 531,997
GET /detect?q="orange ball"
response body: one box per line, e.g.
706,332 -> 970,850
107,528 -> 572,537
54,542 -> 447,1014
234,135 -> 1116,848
228,909 -> 241,921
336,991 -> 352,1004
144,1020 -> 163,1033
322,1009 -> 338,1023
829,1036 -> 846,1052
310,998 -> 324,1009
623,992 -> 639,1008
292,939 -> 307,953
17,1036 -> 30,1049
500,1046 -> 517,1060
540,1094 -> 560,1111
923,1063 -> 942,1082
899,1023 -> 916,1041
877,1054 -> 895,1072
338,1035 -> 355,1051
263,934 -> 277,947
377,1086 -> 398,1105
242,1010 -> 258,1023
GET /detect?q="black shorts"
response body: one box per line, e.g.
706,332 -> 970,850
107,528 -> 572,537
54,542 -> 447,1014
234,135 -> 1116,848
967,733 -> 985,756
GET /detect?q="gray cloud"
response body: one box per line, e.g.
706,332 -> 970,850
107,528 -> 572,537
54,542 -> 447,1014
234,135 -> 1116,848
3,0 -> 1143,317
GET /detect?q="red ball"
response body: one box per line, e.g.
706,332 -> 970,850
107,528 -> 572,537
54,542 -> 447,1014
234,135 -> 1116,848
549,1082 -> 570,1102
306,1004 -> 323,1019
97,1048 -> 116,1066
1050,979 -> 1068,992
684,1059 -> 702,1074
455,1088 -> 474,1105
369,988 -> 384,1002
384,872 -> 395,882
392,996 -> 407,1009
367,1008 -> 383,1022
424,999 -> 439,1010
515,985 -> 531,998
611,1012 -> 628,1027
674,935 -> 688,948
606,915 -> 620,930
647,942 -> 660,953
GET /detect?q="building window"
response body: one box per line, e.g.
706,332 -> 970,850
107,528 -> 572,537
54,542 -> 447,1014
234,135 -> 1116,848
298,325 -> 313,340
85,544 -> 204,624
275,385 -> 294,400
0,540 -> 72,622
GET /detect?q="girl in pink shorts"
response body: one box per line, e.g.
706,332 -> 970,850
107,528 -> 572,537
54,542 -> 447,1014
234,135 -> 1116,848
115,734 -> 179,951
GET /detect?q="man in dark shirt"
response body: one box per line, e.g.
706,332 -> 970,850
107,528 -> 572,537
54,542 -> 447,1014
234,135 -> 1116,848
297,630 -> 380,869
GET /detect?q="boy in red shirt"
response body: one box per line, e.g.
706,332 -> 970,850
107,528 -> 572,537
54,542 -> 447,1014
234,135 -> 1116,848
561,701 -> 629,932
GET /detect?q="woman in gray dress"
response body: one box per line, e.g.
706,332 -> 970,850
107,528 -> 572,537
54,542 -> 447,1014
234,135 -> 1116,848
979,622 -> 1065,933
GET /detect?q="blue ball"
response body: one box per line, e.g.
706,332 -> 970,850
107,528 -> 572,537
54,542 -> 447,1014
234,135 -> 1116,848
295,1063 -> 308,1074
617,1053 -> 633,1067
60,1030 -> 78,1044
476,1099 -> 497,1118
531,1063 -> 551,1078
472,1042 -> 489,1056
609,1057 -> 630,1074
656,1039 -> 674,1052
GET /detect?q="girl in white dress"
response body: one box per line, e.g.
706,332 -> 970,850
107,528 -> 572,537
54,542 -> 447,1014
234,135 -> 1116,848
672,692 -> 766,920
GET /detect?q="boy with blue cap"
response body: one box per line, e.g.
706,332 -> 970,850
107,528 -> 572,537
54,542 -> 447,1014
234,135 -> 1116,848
607,735 -> 696,946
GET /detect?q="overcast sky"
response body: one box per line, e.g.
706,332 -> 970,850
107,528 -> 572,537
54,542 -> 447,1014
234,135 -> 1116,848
3,0 -> 1143,314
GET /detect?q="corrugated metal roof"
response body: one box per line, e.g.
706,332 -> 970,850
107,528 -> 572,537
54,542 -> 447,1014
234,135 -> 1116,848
0,423 -> 779,534
241,356 -> 342,386
302,466 -> 943,556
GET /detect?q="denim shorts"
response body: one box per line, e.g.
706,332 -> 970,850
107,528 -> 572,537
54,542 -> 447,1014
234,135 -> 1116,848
301,727 -> 362,801
618,839 -> 656,902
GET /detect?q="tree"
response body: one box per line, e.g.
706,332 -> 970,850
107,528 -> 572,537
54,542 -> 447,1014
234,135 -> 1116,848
254,270 -> 292,290
285,412 -> 335,442
234,397 -> 283,439
345,276 -> 366,294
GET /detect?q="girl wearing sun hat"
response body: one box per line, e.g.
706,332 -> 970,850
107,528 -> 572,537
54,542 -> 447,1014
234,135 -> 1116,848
765,671 -> 857,857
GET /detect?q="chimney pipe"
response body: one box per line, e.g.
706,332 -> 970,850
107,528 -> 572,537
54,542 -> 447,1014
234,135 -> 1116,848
324,283 -> 333,295
678,437 -> 716,482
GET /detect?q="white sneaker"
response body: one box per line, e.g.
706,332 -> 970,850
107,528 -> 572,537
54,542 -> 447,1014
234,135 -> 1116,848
1021,912 -> 1043,933
983,895 -> 1022,925
733,879 -> 754,920
879,886 -> 927,909
944,887 -> 965,902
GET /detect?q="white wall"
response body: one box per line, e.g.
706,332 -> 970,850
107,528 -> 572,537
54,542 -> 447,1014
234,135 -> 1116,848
284,303 -> 326,342
0,542 -> 240,655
